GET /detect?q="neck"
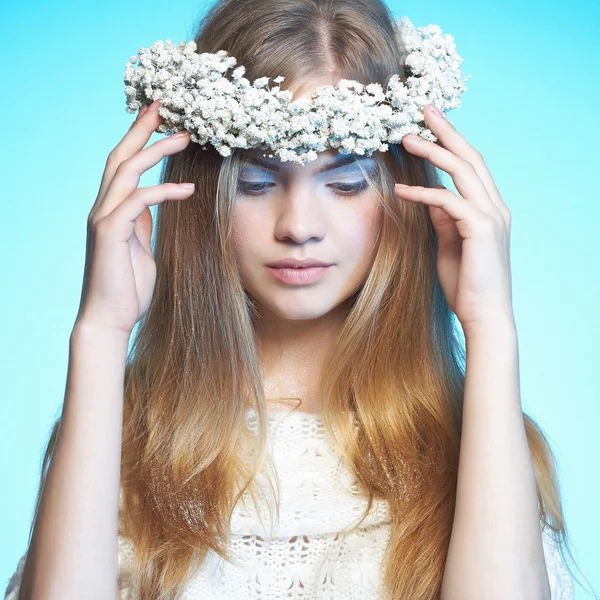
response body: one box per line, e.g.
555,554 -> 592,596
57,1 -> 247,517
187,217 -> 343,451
253,305 -> 346,413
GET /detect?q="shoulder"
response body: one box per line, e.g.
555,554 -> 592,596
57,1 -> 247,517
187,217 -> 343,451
540,526 -> 575,600
117,535 -> 136,598
4,552 -> 27,600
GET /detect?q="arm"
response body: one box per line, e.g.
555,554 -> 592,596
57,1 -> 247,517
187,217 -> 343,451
440,322 -> 551,600
17,322 -> 130,600
5,535 -> 135,600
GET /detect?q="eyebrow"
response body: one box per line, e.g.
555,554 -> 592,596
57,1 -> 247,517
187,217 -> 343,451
243,154 -> 374,174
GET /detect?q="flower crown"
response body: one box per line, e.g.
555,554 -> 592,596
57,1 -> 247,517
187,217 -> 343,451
123,16 -> 471,166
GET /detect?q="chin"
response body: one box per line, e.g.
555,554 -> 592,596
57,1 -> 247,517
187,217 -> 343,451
258,298 -> 340,321
273,305 -> 337,321
246,287 -> 351,321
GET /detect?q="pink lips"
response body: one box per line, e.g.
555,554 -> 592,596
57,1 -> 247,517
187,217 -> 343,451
266,265 -> 331,285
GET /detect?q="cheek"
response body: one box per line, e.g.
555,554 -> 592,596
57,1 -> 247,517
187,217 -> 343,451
343,200 -> 382,254
231,204 -> 265,267
231,203 -> 272,281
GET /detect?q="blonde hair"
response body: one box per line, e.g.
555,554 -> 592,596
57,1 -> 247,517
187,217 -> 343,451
31,0 -> 590,598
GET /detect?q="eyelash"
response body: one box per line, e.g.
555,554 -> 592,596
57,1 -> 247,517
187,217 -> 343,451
238,180 -> 371,197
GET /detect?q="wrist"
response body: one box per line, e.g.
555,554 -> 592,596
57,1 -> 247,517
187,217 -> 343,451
71,319 -> 132,346
461,316 -> 517,341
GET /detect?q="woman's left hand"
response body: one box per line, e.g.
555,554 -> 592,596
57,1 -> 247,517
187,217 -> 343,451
394,104 -> 515,336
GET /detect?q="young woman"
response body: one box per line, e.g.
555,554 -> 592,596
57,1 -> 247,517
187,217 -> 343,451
5,0 -> 586,598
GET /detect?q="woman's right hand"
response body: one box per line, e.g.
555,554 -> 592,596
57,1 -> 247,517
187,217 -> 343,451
74,100 -> 194,337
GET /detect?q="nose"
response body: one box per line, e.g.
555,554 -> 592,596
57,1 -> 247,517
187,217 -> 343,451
273,184 -> 327,244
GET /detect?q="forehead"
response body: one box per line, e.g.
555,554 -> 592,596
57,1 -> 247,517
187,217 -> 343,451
242,148 -> 375,174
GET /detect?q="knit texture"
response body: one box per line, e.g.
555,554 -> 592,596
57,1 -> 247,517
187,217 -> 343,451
5,406 -> 575,599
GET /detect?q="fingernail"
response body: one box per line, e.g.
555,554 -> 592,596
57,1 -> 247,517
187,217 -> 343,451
395,183 -> 410,189
172,130 -> 189,139
404,134 -> 423,142
149,99 -> 161,111
429,104 -> 443,118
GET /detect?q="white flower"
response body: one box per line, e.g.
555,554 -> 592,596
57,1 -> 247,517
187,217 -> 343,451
123,17 -> 470,165
232,65 -> 246,79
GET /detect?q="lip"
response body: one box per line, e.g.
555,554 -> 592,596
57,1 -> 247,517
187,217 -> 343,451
266,258 -> 333,268
267,265 -> 332,285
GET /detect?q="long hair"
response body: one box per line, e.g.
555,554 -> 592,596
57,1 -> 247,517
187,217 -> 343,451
29,0 -> 587,598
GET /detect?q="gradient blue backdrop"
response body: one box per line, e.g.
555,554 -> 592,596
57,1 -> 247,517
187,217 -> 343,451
1,0 -> 598,596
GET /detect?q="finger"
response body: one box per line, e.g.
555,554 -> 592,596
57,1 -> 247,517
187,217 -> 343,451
421,104 -> 509,218
427,185 -> 463,248
394,184 -> 487,239
93,99 -> 164,211
134,104 -> 149,122
422,105 -> 480,164
97,183 -> 195,242
402,134 -> 493,215
94,131 -> 191,222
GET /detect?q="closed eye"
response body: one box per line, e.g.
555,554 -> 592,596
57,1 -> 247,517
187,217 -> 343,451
329,181 -> 370,196
237,181 -> 276,195
237,180 -> 370,196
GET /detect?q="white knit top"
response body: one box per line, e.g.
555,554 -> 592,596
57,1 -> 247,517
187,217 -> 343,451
4,406 -> 575,599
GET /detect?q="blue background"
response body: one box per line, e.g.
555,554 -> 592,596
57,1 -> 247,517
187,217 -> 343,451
1,0 -> 598,596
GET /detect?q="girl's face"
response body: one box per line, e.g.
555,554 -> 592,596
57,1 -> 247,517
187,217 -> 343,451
232,146 -> 383,321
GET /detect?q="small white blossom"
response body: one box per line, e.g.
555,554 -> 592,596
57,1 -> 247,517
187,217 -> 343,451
123,17 -> 470,165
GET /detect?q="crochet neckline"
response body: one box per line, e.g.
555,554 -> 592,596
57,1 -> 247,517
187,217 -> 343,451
264,403 -> 323,418
245,405 -> 326,431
